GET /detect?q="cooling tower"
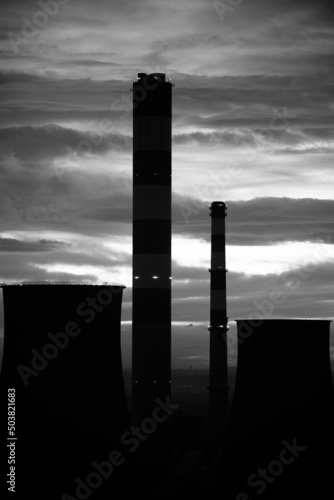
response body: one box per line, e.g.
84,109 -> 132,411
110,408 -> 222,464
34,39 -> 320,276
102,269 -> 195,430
132,73 -> 173,473
0,283 -> 147,499
211,319 -> 334,499
208,201 -> 229,448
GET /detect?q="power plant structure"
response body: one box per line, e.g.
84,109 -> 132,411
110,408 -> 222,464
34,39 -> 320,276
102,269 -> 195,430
212,318 -> 334,499
0,283 -> 147,499
208,201 -> 229,448
1,69 -> 334,500
131,73 -> 173,473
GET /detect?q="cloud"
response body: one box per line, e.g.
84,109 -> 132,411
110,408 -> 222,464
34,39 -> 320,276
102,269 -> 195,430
174,130 -> 257,148
227,198 -> 334,245
61,59 -> 120,67
173,196 -> 334,246
3,124 -> 332,168
226,262 -> 334,321
0,125 -> 132,161
173,128 -> 334,154
0,237 -> 69,252
0,69 -> 332,135
0,71 -> 44,84
171,260 -> 334,324
0,231 -> 132,285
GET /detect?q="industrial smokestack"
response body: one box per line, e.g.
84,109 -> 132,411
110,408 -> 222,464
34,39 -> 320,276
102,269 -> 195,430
208,201 -> 229,449
132,73 -> 173,471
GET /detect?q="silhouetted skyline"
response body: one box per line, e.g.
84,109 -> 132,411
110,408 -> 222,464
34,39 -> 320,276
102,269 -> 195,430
1,2 -> 334,498
0,0 -> 333,398
0,0 -> 333,370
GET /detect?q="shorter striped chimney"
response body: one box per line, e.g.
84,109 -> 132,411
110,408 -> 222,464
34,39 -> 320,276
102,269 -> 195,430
208,201 -> 229,449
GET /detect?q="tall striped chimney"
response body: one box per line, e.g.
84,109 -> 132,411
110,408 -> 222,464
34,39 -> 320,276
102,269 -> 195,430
131,73 -> 173,470
208,201 -> 229,449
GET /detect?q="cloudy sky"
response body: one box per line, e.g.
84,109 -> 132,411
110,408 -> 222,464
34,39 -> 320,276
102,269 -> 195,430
0,0 -> 333,369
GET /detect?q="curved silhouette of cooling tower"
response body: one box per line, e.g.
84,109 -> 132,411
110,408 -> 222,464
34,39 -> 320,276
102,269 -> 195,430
211,319 -> 334,499
0,283 -> 147,499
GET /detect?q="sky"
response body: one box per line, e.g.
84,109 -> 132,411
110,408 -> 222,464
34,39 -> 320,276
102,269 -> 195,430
0,0 -> 333,369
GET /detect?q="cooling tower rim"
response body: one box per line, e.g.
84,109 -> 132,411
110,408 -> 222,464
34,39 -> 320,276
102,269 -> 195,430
0,281 -> 126,288
234,318 -> 332,323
